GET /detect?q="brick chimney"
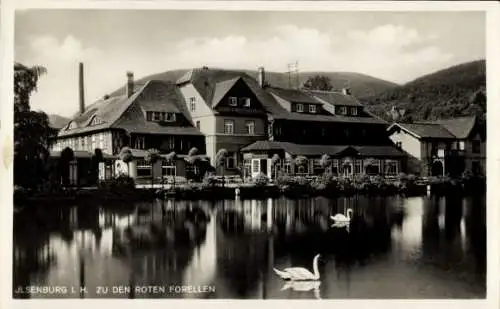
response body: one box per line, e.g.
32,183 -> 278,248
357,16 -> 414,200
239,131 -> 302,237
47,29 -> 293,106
258,67 -> 265,88
78,62 -> 85,114
126,71 -> 134,98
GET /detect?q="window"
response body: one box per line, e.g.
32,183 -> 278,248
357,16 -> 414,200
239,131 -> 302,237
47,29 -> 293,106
224,119 -> 234,134
134,136 -> 145,149
80,136 -> 85,149
226,153 -> 235,169
309,105 -> 317,113
167,136 -> 175,150
331,159 -> 339,175
229,97 -> 238,106
451,141 -> 458,150
136,159 -> 152,177
91,135 -> 96,150
252,159 -> 260,174
296,104 -> 304,113
166,113 -> 176,122
242,97 -> 251,108
162,160 -> 176,177
351,107 -> 358,116
146,112 -> 153,121
459,141 -> 466,151
189,97 -> 196,112
89,116 -> 104,126
152,112 -> 161,121
245,120 -> 255,135
99,133 -> 104,149
396,141 -> 402,148
339,106 -> 347,115
196,121 -> 201,129
472,140 -> 481,153
354,160 -> 362,175
385,160 -> 398,176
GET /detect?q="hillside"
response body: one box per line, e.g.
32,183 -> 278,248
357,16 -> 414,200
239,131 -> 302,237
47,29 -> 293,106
110,69 -> 398,98
361,60 -> 486,122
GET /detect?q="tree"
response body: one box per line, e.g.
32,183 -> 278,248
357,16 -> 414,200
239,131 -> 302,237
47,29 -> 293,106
302,75 -> 333,91
319,154 -> 331,174
14,63 -> 53,189
215,149 -> 228,186
119,147 -> 133,176
145,148 -> 160,188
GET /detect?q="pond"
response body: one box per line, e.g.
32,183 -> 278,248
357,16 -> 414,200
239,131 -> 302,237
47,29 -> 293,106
13,194 -> 486,299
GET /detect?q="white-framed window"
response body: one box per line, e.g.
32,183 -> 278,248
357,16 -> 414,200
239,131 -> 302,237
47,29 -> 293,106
242,97 -> 251,107
162,160 -> 176,177
252,159 -> 260,174
309,105 -> 317,113
351,107 -> 358,115
296,103 -> 304,113
229,97 -> 238,106
340,106 -> 347,115
91,135 -> 96,150
89,116 -> 104,126
136,159 -> 152,177
153,112 -> 161,121
189,97 -> 196,112
459,141 -> 466,151
245,120 -> 255,135
224,119 -> 235,134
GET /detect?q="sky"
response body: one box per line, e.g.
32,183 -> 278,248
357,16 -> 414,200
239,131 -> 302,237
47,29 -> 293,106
15,10 -> 485,117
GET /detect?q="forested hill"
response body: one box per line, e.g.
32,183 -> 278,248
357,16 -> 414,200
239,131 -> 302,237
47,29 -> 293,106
110,69 -> 398,99
361,60 -> 486,122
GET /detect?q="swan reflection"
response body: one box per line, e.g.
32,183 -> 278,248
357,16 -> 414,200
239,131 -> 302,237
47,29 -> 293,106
281,281 -> 322,299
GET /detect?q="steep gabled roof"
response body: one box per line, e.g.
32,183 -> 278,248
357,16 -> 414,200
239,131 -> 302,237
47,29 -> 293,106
424,116 -> 477,139
58,80 -> 202,137
211,77 -> 241,107
388,116 -> 478,140
307,90 -> 363,107
267,87 -> 319,104
388,122 -> 455,139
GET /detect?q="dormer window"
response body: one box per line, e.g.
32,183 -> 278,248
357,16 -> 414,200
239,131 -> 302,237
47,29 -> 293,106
67,121 -> 77,130
351,107 -> 358,116
146,111 -> 176,122
309,105 -> 317,113
296,103 -> 304,113
242,97 -> 251,108
229,97 -> 238,107
89,116 -> 105,126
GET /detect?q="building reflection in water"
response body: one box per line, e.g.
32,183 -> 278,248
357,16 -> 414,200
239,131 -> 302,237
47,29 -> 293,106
13,194 -> 485,299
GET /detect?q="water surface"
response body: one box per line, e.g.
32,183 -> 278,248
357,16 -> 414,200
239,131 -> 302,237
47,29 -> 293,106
13,195 -> 486,299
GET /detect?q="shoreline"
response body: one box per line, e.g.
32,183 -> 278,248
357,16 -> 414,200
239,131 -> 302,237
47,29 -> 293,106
14,176 -> 485,205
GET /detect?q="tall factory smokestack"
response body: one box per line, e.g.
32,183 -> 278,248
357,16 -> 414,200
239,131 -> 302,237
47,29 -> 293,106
126,71 -> 134,98
258,67 -> 265,88
78,62 -> 85,114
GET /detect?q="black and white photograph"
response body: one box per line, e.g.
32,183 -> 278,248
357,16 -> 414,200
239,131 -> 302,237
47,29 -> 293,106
4,1 -> 498,304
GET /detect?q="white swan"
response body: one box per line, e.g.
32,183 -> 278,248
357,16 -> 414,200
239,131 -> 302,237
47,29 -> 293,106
273,254 -> 320,281
331,208 -> 353,223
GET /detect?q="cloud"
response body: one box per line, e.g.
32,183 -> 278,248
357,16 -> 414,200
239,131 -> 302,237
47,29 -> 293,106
23,24 -> 455,117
